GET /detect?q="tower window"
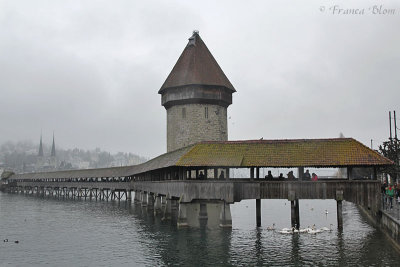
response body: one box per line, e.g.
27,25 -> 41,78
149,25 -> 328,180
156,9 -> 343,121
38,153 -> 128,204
182,108 -> 186,119
205,107 -> 208,119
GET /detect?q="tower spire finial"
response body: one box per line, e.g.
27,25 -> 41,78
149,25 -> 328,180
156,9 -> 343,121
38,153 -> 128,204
51,131 -> 56,157
38,132 -> 44,157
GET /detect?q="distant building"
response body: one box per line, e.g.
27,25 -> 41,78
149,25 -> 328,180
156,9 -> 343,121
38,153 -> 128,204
35,132 -> 58,171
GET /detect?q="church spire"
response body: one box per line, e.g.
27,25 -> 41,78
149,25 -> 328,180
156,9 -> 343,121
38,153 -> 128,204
51,131 -> 56,157
38,133 -> 44,157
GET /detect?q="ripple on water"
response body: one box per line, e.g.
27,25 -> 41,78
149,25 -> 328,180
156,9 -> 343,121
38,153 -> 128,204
1,193 -> 400,266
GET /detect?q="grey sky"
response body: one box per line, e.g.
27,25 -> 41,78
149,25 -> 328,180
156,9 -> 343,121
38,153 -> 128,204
1,0 -> 399,158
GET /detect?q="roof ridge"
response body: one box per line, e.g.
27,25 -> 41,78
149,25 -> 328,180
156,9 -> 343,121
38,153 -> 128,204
198,138 -> 355,144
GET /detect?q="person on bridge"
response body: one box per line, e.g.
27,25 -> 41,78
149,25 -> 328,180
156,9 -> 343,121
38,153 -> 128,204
219,171 -> 225,180
287,171 -> 295,181
198,171 -> 205,180
312,173 -> 318,181
265,171 -> 273,180
304,170 -> 311,181
386,184 -> 395,209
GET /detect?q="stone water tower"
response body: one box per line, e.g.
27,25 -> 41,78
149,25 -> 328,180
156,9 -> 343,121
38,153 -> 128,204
159,31 -> 236,152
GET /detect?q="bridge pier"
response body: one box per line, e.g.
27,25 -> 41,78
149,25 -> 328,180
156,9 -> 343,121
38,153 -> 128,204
256,199 -> 261,227
290,199 -> 300,229
175,201 -> 232,228
177,202 -> 189,227
126,190 -> 132,201
134,191 -> 141,203
336,190 -> 344,230
198,203 -> 208,227
141,192 -> 148,207
154,195 -> 162,215
111,189 -> 115,200
219,202 -> 232,228
147,193 -> 155,210
162,195 -> 172,221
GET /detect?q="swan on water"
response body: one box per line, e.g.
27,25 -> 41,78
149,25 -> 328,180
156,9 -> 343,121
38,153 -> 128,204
266,223 -> 275,230
320,224 -> 333,232
278,228 -> 294,234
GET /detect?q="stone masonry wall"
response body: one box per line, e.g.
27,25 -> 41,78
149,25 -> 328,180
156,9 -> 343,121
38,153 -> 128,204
167,104 -> 227,152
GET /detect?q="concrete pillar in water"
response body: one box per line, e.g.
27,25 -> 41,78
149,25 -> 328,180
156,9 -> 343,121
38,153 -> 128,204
198,203 -> 208,227
219,202 -> 232,228
256,199 -> 261,227
147,193 -> 155,210
336,190 -> 344,230
154,195 -> 162,215
289,190 -> 300,229
162,196 -> 172,220
170,199 -> 178,216
141,192 -> 148,207
256,167 -> 261,227
290,200 -> 300,229
177,203 -> 189,227
134,191 -> 141,203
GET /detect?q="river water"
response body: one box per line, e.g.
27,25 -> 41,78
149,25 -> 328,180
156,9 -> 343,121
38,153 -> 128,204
1,192 -> 399,266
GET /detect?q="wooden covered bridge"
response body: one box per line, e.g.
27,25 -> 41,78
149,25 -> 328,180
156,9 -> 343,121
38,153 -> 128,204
6,138 -> 392,229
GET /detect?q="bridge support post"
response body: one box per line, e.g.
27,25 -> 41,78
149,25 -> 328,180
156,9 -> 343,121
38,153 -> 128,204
134,191 -> 141,203
256,199 -> 261,227
126,190 -> 132,201
154,195 -> 162,215
141,192 -> 148,207
290,200 -> 300,229
219,202 -> 232,228
162,195 -> 172,221
177,203 -> 189,227
98,189 -> 102,200
289,191 -> 300,229
336,190 -> 344,231
147,193 -> 155,210
199,203 -> 208,227
171,199 -> 178,213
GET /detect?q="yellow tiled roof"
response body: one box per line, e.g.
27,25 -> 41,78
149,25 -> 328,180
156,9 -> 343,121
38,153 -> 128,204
11,138 -> 392,180
175,138 -> 393,167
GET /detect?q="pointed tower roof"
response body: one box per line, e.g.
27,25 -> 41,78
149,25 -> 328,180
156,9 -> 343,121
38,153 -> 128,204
159,31 -> 236,93
38,134 -> 44,157
51,132 -> 56,157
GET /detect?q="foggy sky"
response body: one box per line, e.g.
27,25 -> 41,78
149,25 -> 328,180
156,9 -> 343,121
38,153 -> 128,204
1,0 -> 399,158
